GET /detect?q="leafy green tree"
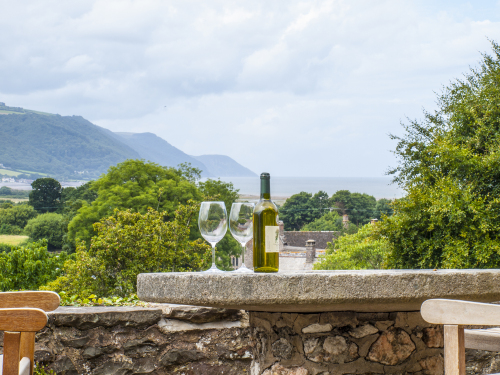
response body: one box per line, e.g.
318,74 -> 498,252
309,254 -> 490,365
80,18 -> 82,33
24,213 -> 65,250
0,186 -> 12,196
302,211 -> 343,231
67,160 -> 201,246
45,201 -> 210,298
381,41 -> 500,269
29,178 -> 62,213
314,224 -> 390,270
329,190 -> 376,225
0,240 -> 70,291
0,204 -> 38,234
280,192 -> 313,231
373,199 -> 394,219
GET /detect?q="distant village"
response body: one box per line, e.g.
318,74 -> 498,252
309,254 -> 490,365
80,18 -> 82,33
0,163 -> 34,184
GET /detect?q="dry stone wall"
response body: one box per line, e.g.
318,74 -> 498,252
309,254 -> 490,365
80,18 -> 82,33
0,306 -> 498,374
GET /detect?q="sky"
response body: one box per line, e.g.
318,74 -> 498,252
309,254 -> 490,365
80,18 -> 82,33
1,1 -> 500,177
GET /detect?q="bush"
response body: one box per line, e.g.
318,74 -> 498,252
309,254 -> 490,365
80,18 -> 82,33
24,213 -> 65,250
0,204 -> 37,234
45,201 -> 211,298
0,240 -> 71,291
314,224 -> 390,270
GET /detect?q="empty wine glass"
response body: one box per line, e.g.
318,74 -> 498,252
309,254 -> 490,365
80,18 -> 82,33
229,202 -> 255,273
198,201 -> 227,273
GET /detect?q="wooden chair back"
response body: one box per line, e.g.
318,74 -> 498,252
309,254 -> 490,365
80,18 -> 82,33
0,292 -> 60,375
421,299 -> 500,375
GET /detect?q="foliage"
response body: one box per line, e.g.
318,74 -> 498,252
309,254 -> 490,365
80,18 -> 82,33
302,211 -> 343,231
314,224 -> 390,270
29,178 -> 62,213
329,190 -> 377,225
373,198 -> 393,219
24,213 -> 66,250
0,204 -> 38,234
0,240 -> 71,291
381,41 -> 500,269
0,243 -> 11,253
280,191 -> 330,231
34,363 -> 56,375
58,292 -> 145,307
67,160 -> 201,246
0,186 -> 30,198
45,201 -> 210,298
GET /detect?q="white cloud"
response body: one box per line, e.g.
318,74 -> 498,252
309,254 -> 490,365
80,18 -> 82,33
0,0 -> 499,176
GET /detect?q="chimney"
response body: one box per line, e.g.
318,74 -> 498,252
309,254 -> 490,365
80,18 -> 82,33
342,214 -> 349,229
306,240 -> 316,264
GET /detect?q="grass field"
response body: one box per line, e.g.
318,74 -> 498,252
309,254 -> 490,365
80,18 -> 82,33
0,110 -> 24,115
0,168 -> 21,176
0,235 -> 28,245
17,169 -> 48,176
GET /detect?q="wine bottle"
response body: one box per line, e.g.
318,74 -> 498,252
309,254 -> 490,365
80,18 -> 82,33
253,172 -> 279,272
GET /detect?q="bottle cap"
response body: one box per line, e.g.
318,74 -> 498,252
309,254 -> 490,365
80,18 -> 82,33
260,172 -> 270,179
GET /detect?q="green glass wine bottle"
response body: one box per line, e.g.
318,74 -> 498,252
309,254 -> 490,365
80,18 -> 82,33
253,172 -> 279,272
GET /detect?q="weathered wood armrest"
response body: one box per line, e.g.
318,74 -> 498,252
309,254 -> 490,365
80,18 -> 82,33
422,299 -> 500,375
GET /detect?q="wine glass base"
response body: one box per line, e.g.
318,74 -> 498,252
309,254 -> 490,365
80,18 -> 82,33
232,264 -> 253,273
203,263 -> 224,273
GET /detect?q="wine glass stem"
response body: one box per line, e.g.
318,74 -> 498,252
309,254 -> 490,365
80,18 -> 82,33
212,244 -> 216,267
241,243 -> 246,265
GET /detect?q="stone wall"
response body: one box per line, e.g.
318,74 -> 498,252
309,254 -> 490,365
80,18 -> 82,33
1,306 -> 498,374
2,305 -> 252,375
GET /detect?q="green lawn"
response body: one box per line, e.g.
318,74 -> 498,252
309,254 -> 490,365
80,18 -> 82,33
0,110 -> 24,115
0,168 -> 21,176
17,169 -> 48,176
0,235 -> 28,245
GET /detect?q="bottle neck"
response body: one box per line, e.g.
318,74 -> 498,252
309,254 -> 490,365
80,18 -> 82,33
260,178 -> 271,200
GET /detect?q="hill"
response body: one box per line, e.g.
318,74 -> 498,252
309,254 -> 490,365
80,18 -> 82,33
113,132 -> 212,177
0,112 -> 139,178
0,103 -> 257,179
192,155 -> 257,177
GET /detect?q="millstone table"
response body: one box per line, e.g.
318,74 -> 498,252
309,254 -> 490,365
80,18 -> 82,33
137,270 -> 500,375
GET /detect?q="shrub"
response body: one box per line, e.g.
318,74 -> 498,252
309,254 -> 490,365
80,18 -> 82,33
314,224 -> 390,270
0,240 -> 71,291
24,213 -> 65,250
45,201 -> 211,298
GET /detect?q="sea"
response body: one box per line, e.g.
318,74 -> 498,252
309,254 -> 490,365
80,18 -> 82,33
203,177 -> 404,200
1,177 -> 404,200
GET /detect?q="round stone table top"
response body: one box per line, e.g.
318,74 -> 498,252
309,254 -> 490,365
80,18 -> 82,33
137,269 -> 500,312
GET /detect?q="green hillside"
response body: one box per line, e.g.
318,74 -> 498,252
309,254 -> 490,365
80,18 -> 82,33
0,112 -> 140,178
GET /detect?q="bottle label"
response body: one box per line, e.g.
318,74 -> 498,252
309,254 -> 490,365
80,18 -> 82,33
265,226 -> 280,253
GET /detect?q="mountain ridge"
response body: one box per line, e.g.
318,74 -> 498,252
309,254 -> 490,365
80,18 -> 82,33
0,103 -> 256,179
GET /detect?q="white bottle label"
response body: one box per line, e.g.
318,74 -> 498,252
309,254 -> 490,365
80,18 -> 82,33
265,226 -> 280,253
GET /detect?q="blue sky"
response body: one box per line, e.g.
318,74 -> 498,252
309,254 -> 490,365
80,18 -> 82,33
1,0 -> 499,177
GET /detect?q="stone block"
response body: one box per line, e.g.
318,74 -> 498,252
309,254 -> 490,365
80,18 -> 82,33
422,327 -> 444,348
349,324 -> 378,338
367,327 -> 416,365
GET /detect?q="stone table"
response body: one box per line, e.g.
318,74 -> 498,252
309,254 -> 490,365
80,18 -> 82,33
137,270 -> 500,375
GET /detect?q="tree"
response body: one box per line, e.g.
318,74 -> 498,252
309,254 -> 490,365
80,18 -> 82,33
280,192 -> 316,231
380,41 -> 500,269
314,224 -> 390,270
302,211 -> 343,231
67,160 -> 201,246
0,240 -> 70,291
329,190 -> 376,225
0,186 -> 12,196
373,199 -> 393,219
24,213 -> 65,250
29,178 -> 62,213
45,201 -> 210,298
0,204 -> 38,234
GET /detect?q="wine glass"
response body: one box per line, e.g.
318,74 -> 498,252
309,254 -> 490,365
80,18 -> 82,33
198,201 -> 227,273
229,202 -> 255,273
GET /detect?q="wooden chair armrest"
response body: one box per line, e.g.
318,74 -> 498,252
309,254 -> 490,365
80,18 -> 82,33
0,308 -> 47,332
0,291 -> 59,312
422,299 -> 500,325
